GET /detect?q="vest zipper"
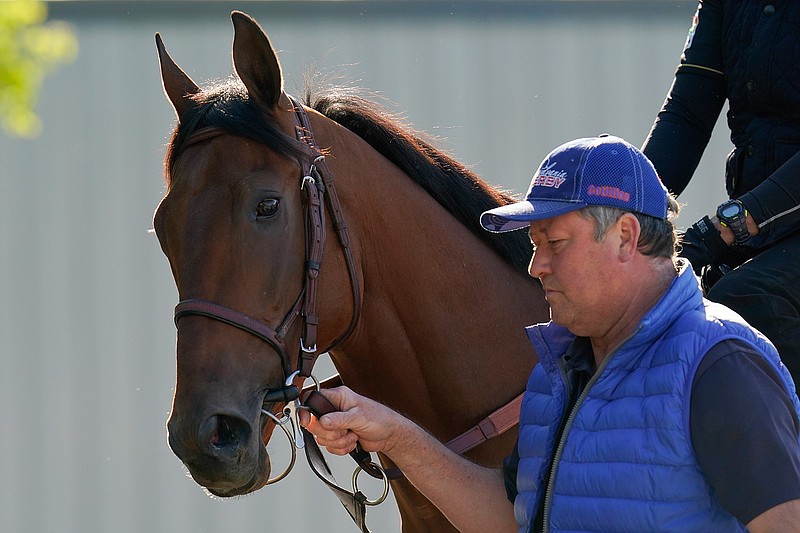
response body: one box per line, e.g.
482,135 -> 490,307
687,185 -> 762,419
540,329 -> 639,533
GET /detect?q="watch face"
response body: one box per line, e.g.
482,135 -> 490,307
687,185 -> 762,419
721,203 -> 741,218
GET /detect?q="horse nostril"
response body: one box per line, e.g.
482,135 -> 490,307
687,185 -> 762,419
207,414 -> 252,450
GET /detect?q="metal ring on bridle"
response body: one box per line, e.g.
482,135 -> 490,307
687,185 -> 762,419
261,409 -> 298,485
301,156 -> 326,191
351,463 -> 389,506
301,174 -> 315,190
282,369 -> 321,394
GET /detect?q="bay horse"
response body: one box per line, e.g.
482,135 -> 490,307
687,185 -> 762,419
154,11 -> 548,532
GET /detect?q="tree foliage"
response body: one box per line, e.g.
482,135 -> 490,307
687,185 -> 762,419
0,0 -> 78,138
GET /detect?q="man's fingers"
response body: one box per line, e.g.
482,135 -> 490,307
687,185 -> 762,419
314,386 -> 353,411
316,429 -> 360,455
302,409 -> 353,441
298,407 -> 312,428
299,386 -> 391,455
306,411 -> 359,455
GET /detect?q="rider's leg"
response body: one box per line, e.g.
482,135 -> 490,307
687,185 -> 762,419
706,232 -> 800,386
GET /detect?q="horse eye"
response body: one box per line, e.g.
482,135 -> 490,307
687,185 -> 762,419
255,198 -> 279,219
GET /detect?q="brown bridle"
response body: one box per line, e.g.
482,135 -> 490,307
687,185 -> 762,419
173,94 -> 362,387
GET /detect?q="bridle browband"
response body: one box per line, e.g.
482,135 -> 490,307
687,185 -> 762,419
173,94 -> 361,386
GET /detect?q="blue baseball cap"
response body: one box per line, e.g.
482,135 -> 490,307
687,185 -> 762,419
480,135 -> 668,233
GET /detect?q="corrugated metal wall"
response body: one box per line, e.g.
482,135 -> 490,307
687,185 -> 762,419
0,2 -> 729,532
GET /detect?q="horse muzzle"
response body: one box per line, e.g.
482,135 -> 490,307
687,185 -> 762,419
167,410 -> 272,497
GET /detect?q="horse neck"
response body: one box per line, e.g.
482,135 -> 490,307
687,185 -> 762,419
314,116 -> 546,441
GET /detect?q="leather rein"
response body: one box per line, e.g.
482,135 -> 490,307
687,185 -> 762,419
170,94 -> 523,532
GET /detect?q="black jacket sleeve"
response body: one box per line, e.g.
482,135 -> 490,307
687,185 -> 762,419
643,0 -> 800,248
642,0 -> 726,196
739,151 -> 800,246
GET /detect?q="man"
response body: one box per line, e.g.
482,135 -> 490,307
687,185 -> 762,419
301,135 -> 800,532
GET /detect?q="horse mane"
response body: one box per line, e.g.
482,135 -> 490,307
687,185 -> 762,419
305,86 -> 532,274
165,77 -> 532,274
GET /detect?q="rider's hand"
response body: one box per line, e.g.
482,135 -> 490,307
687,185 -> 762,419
679,216 -> 730,275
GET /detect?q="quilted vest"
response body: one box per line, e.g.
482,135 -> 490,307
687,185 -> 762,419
514,264 -> 800,532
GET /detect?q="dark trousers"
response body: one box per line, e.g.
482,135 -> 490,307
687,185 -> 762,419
706,232 -> 800,386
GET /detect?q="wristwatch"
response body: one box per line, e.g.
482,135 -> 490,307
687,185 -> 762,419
716,199 -> 751,245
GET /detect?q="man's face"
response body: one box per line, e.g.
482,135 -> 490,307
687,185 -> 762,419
528,210 -> 624,337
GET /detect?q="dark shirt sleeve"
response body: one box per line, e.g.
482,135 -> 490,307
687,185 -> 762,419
643,0 -> 800,246
642,0 -> 726,197
503,441 -> 520,503
691,339 -> 800,524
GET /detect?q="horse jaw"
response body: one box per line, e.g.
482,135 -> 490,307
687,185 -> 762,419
231,11 -> 283,111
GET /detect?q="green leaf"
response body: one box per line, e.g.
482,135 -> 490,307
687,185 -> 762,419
0,0 -> 78,138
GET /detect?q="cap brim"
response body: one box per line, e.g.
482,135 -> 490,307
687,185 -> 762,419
480,199 -> 586,233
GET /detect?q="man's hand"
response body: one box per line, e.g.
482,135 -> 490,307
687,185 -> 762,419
299,386 -> 405,456
299,386 -> 519,533
680,215 -> 730,274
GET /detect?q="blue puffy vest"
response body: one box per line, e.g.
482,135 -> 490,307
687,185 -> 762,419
514,264 -> 800,532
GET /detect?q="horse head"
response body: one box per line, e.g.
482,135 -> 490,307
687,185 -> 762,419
154,12 -> 355,497
154,11 -> 549,531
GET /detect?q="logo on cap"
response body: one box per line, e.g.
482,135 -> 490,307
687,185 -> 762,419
531,162 -> 567,189
586,184 -> 631,203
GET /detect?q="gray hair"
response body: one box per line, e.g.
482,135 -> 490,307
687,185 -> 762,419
579,194 -> 680,258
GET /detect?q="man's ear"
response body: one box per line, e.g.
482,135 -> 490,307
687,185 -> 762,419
617,213 -> 641,262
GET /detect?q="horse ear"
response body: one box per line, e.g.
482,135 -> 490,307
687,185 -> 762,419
231,11 -> 283,111
155,33 -> 200,120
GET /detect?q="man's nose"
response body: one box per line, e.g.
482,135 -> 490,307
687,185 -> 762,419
528,249 -> 550,279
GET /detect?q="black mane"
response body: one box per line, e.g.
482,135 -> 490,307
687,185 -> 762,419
165,79 -> 307,181
307,87 -> 531,274
165,78 -> 532,274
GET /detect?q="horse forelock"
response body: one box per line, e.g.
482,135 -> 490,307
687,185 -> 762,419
305,85 -> 533,274
164,78 -> 306,189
